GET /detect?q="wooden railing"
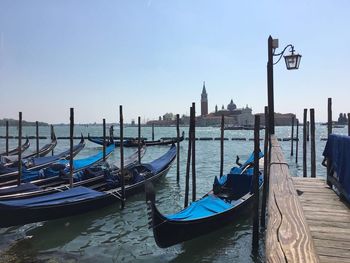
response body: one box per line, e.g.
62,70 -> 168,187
266,136 -> 319,263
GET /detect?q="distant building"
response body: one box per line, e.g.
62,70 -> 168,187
146,84 -> 256,126
201,82 -> 208,116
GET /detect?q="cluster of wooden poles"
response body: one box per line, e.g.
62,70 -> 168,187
288,97 -> 350,179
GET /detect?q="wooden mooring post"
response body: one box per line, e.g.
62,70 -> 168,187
17,112 -> 22,186
184,106 -> 192,208
120,105 -> 125,209
176,114 -> 180,182
295,120 -> 299,164
261,106 -> 269,228
291,116 -> 294,156
327,98 -> 332,186
152,123 -> 155,141
303,109 -> 307,177
69,108 -> 74,188
5,120 -> 9,155
36,121 -> 39,157
310,109 -> 316,178
191,103 -> 196,202
103,118 -> 106,162
348,113 -> 350,136
252,114 -> 260,251
220,114 -> 224,177
51,125 -> 55,156
138,116 -> 141,164
266,135 -> 319,262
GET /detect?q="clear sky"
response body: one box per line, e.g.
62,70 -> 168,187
0,0 -> 349,124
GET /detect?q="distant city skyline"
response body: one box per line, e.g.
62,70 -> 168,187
1,1 -> 349,124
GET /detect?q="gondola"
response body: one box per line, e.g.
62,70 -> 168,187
0,137 -> 30,156
1,134 -> 58,165
0,145 -> 146,199
88,131 -> 185,147
0,142 -> 115,188
0,136 -> 86,183
0,144 -> 176,228
146,152 -> 263,248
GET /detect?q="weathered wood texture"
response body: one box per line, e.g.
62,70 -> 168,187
266,136 -> 319,263
293,178 -> 350,263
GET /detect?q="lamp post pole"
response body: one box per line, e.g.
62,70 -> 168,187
267,35 -> 275,135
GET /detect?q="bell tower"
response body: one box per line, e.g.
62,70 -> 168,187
201,81 -> 208,116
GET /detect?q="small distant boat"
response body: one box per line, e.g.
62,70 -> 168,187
0,144 -> 176,228
88,131 -> 185,147
333,124 -> 345,129
0,137 -> 30,157
224,125 -> 264,131
146,151 -> 263,248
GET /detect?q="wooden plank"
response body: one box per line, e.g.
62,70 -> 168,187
266,136 -> 319,263
319,255 -> 350,263
314,238 -> 350,250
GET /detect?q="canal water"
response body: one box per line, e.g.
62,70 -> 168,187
0,124 -> 347,262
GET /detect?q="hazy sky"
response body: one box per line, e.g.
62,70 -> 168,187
0,0 -> 349,124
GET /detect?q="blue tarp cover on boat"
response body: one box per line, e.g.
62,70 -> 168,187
0,186 -> 105,208
58,144 -> 114,170
323,134 -> 350,202
30,142 -> 85,167
143,145 -> 176,173
20,145 -> 114,182
166,195 -> 234,221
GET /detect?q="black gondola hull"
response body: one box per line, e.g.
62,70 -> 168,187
0,151 -> 174,228
148,189 -> 259,248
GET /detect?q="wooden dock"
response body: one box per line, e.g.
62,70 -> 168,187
266,135 -> 350,263
293,178 -> 350,263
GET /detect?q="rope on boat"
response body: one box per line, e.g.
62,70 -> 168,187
110,191 -> 122,200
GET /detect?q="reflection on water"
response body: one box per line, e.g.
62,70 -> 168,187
0,125 -> 342,262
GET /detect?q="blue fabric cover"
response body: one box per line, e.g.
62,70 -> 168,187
0,186 -> 105,208
20,145 -> 114,182
323,134 -> 350,202
143,144 -> 176,173
57,144 -> 114,170
29,142 -> 85,167
166,195 -> 234,221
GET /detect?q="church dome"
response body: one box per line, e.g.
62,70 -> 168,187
227,99 -> 237,112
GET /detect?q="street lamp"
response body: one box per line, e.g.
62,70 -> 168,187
267,35 -> 302,134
